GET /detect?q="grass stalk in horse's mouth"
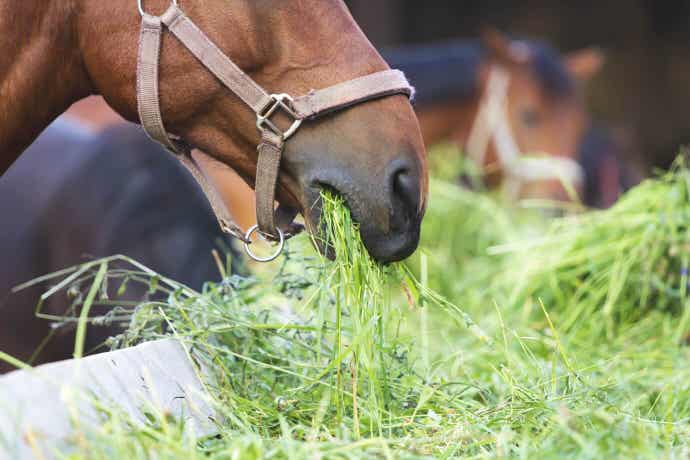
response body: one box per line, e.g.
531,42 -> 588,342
318,190 -> 393,434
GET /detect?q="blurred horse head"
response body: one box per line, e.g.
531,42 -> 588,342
385,29 -> 604,202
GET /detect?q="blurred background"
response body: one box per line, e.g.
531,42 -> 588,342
347,0 -> 690,171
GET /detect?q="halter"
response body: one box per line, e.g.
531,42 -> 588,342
136,1 -> 414,262
465,66 -> 584,199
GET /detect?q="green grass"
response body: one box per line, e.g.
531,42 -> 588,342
7,155 -> 690,458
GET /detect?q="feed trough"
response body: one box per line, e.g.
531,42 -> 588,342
0,339 -> 215,459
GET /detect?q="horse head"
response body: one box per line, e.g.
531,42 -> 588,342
477,29 -> 604,201
5,0 -> 427,263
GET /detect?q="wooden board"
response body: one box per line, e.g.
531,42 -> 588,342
0,339 -> 216,459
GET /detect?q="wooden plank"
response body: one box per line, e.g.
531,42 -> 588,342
0,339 -> 216,459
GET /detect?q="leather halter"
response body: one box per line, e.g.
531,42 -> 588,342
136,1 -> 414,261
465,66 -> 584,199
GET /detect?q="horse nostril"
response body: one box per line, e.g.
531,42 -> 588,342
390,164 -> 420,219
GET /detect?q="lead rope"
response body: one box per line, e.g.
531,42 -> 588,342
465,66 -> 584,199
135,1 -> 415,262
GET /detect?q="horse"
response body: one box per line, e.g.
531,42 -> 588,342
1,0 -> 427,264
0,120 -> 247,372
0,120 -> 95,368
382,30 -> 604,202
0,118 -> 96,372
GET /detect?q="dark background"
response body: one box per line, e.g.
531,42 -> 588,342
346,0 -> 690,169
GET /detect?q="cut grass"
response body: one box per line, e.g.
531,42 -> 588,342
5,155 -> 690,458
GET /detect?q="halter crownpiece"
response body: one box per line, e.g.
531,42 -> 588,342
135,1 -> 414,262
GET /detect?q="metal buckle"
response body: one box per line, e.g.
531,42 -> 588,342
243,225 -> 285,263
256,94 -> 303,140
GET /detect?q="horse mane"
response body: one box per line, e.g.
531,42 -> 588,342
526,41 -> 576,98
382,41 -> 483,107
382,39 -> 575,107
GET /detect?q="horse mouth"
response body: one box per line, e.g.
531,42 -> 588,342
301,184 -> 421,264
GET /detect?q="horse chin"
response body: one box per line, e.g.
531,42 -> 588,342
359,220 -> 421,264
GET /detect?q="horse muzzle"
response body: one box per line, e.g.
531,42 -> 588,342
302,152 -> 425,264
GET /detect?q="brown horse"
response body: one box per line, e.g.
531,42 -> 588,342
384,30 -> 604,202
0,121 -> 245,372
1,0 -> 427,263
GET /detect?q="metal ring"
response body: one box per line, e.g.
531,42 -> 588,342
243,225 -> 285,263
137,0 -> 178,17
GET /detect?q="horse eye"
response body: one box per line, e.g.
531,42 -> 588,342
520,109 -> 541,127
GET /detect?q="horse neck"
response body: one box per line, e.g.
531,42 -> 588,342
0,0 -> 91,173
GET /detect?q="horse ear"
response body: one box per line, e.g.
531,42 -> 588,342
564,48 -> 605,82
481,27 -> 532,66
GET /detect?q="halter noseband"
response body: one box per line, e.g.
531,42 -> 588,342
465,66 -> 584,199
136,1 -> 414,262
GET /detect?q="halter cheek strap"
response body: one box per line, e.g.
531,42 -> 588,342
136,2 -> 414,261
137,13 -> 247,242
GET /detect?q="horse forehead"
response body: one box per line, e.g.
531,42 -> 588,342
498,46 -> 575,101
508,70 -> 581,110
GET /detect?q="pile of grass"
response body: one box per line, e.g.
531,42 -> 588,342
494,159 -> 690,339
406,158 -> 690,457
37,191 -> 485,458
6,158 -> 690,458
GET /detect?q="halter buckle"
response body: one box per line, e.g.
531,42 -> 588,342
256,94 -> 303,140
